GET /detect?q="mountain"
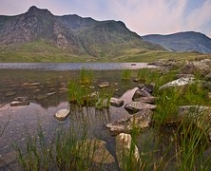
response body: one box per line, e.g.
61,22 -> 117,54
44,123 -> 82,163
142,31 -> 211,54
0,6 -> 164,58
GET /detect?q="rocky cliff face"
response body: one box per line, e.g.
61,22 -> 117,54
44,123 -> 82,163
0,6 -> 164,57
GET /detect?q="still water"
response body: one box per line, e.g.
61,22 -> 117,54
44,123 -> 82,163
0,63 -> 146,170
0,62 -> 155,70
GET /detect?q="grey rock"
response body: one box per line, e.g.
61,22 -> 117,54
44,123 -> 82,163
134,96 -> 157,104
125,101 -> 156,114
77,139 -> 115,165
5,91 -> 16,97
110,97 -> 124,107
132,88 -> 152,100
106,109 -> 153,135
10,101 -> 30,106
54,109 -> 70,121
98,82 -> 109,88
116,133 -> 141,170
176,74 -> 194,79
181,61 -> 210,77
159,77 -> 195,90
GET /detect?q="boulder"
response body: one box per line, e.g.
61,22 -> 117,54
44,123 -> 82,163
132,89 -> 152,100
159,77 -> 195,90
98,82 -> 109,88
181,61 -> 210,77
142,83 -> 155,94
106,109 -> 153,135
134,96 -> 157,104
110,97 -> 124,107
116,133 -> 141,170
77,139 -> 115,165
125,102 -> 156,114
54,109 -> 70,121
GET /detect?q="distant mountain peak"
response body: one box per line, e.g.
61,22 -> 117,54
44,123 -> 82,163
143,31 -> 211,54
27,6 -> 52,16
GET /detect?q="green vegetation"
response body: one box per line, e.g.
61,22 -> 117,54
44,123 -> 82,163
9,67 -> 211,170
0,39 -> 210,62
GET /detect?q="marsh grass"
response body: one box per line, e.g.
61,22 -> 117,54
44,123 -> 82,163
15,68 -> 211,170
121,69 -> 132,80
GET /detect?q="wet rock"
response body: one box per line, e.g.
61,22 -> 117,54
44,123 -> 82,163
132,89 -> 152,100
14,96 -> 28,101
134,96 -> 157,104
116,133 -> 140,170
106,109 -> 153,135
10,101 -> 30,106
46,92 -> 56,96
77,139 -> 115,165
35,94 -> 48,100
125,101 -> 156,114
30,82 -> 41,86
110,97 -> 124,107
142,83 -> 155,94
99,82 -> 109,88
54,109 -> 70,121
159,77 -> 195,90
5,91 -> 16,97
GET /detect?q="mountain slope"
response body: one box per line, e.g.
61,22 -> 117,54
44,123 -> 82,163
0,6 -> 164,58
142,31 -> 211,54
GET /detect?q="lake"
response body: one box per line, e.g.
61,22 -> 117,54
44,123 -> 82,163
0,63 -> 152,170
0,62 -> 156,71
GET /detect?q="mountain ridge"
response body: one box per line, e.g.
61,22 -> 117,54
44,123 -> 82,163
142,31 -> 211,54
0,6 -> 164,58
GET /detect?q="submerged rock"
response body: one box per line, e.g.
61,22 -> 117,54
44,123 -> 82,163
5,91 -> 16,97
54,109 -> 70,121
110,97 -> 124,107
116,133 -> 141,170
10,100 -> 30,106
159,77 -> 195,90
98,82 -> 110,88
106,109 -> 153,135
125,101 -> 156,114
77,139 -> 115,165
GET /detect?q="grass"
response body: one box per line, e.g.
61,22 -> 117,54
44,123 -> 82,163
10,67 -> 211,170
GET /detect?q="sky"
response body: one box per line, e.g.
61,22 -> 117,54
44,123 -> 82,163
0,0 -> 211,38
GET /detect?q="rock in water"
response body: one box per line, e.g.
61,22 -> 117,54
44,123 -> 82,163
106,109 -> 153,135
54,109 -> 70,121
110,97 -> 124,107
10,101 -> 30,106
125,101 -> 156,114
116,133 -> 141,170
